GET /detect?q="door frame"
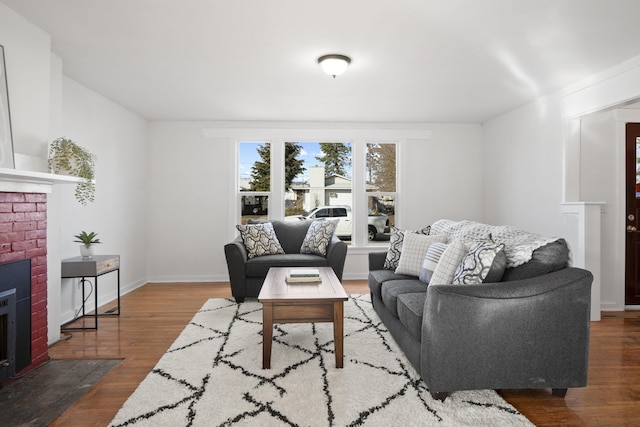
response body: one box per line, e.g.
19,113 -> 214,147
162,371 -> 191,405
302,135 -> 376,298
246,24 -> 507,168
616,111 -> 640,309
623,120 -> 640,306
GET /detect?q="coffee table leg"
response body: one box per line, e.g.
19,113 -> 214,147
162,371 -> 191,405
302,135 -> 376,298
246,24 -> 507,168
262,303 -> 273,369
333,301 -> 344,368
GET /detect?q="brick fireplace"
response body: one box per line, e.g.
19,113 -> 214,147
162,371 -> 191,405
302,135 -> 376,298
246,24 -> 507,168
0,191 -> 48,375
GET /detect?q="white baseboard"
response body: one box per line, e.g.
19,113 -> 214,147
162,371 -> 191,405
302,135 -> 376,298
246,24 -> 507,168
59,278 -> 146,326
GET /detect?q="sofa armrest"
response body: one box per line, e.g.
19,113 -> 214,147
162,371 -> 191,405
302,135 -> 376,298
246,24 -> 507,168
224,236 -> 249,297
421,267 -> 593,393
368,251 -> 387,271
326,235 -> 347,281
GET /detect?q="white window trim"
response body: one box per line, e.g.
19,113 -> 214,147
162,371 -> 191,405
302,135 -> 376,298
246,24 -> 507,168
205,123 -> 432,246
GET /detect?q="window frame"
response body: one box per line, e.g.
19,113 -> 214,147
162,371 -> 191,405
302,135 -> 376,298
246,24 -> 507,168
237,141 -> 273,224
219,125 -> 433,248
364,141 -> 398,245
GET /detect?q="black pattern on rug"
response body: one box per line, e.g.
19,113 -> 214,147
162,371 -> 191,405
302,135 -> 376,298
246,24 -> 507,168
110,295 -> 533,427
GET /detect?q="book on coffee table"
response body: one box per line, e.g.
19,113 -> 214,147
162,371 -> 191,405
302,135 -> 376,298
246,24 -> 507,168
289,269 -> 320,277
286,269 -> 321,283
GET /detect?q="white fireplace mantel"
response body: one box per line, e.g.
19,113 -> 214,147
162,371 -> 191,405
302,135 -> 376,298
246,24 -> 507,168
0,167 -> 82,193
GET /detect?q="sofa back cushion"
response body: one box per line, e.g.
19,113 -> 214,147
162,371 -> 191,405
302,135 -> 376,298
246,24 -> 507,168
501,239 -> 570,281
430,219 -> 561,268
270,219 -> 314,254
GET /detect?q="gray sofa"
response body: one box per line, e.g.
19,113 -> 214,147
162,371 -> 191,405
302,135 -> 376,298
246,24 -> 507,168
225,219 -> 347,302
368,219 -> 593,401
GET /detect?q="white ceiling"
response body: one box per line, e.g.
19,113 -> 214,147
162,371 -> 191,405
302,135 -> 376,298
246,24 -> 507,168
3,0 -> 640,123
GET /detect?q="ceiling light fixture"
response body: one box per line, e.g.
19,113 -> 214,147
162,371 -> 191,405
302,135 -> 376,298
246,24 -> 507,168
318,54 -> 351,78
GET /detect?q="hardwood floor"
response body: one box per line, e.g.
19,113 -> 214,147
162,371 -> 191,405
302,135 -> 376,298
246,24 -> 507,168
47,281 -> 640,427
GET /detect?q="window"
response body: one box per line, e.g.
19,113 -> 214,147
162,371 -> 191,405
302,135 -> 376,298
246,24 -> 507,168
238,141 -> 270,224
235,138 -> 399,245
284,141 -> 353,238
366,143 -> 397,241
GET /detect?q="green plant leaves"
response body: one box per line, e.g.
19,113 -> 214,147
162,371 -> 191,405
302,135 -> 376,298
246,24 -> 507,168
73,231 -> 101,246
48,137 -> 96,205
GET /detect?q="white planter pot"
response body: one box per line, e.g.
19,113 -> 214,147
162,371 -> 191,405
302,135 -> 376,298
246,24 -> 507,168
79,245 -> 94,259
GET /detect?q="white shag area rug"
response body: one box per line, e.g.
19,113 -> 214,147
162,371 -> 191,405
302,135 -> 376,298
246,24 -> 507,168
109,295 -> 534,427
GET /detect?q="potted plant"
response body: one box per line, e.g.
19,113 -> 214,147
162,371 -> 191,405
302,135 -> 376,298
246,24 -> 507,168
74,231 -> 101,259
48,137 -> 96,205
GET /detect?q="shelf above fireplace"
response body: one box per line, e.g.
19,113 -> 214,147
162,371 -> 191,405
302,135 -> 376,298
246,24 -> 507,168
0,167 -> 83,193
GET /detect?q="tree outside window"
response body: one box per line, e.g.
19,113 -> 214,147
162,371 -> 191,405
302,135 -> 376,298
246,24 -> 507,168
237,140 -> 396,244
239,142 -> 270,224
367,143 -> 397,234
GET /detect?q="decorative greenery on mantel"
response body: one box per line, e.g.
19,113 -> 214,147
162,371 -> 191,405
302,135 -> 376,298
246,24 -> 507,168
48,137 -> 96,205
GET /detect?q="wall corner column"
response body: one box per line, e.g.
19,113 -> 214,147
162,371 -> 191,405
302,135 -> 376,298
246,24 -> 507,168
561,202 -> 604,321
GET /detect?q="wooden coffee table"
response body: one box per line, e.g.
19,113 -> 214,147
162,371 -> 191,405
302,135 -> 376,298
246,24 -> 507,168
258,267 -> 348,369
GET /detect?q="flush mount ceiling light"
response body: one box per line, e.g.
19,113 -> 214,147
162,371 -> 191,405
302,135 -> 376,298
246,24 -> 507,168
318,54 -> 351,78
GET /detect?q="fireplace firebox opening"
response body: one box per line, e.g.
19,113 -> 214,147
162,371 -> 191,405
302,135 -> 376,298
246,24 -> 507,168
0,289 -> 17,381
0,259 -> 32,378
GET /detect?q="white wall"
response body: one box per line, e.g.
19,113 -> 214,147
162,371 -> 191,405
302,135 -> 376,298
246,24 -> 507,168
1,3 -> 150,342
55,76 -> 149,327
483,55 -> 640,313
403,124 -> 484,226
146,121 -> 483,281
146,121 -> 230,282
483,98 -> 567,237
0,3 -> 50,161
579,111 -> 619,308
0,3 -> 64,344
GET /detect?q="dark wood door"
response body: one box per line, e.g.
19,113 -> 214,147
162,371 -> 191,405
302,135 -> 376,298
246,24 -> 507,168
625,122 -> 640,305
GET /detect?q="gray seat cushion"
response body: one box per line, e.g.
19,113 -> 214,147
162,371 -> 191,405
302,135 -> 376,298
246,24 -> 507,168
368,270 -> 415,300
381,280 -> 428,317
245,254 -> 328,277
397,292 -> 427,341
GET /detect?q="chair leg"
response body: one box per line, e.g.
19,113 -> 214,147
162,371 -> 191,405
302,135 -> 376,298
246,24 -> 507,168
430,391 -> 450,402
552,388 -> 568,397
235,296 -> 245,303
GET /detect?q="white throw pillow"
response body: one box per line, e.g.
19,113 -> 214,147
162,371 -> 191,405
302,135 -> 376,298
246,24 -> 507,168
383,226 -> 431,270
395,233 -> 447,276
429,240 -> 468,285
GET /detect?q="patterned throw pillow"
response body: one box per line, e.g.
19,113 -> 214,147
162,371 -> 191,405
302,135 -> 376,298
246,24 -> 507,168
383,226 -> 431,270
236,222 -> 285,259
395,233 -> 447,276
419,242 -> 448,284
452,238 -> 506,285
484,249 -> 507,283
429,240 -> 468,285
300,219 -> 338,256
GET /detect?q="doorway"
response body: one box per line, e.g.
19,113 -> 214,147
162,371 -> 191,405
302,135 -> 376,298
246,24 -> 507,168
625,122 -> 640,305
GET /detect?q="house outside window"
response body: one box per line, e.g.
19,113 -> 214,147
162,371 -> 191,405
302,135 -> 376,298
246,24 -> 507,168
236,138 -> 400,245
283,141 -> 353,217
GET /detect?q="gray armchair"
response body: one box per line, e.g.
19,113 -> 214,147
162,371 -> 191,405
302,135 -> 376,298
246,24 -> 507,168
224,219 -> 347,302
